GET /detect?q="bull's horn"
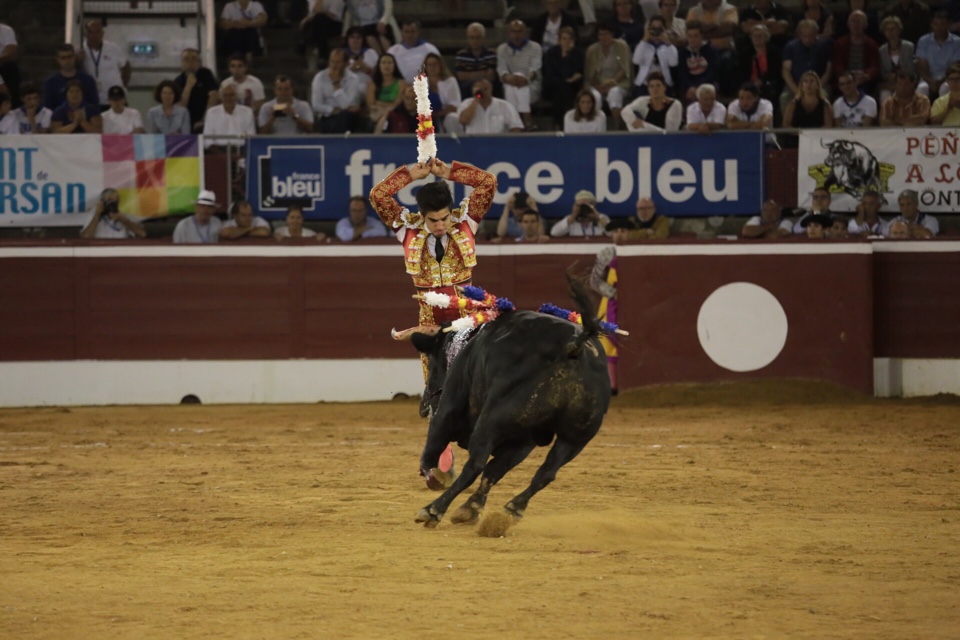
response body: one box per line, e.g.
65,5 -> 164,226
391,325 -> 441,341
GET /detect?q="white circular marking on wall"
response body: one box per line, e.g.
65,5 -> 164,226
697,282 -> 788,372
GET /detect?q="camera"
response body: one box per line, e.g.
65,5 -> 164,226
274,103 -> 288,117
650,26 -> 664,36
576,203 -> 593,220
103,201 -> 119,215
513,191 -> 532,212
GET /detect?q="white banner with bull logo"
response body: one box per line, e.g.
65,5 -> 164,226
798,128 -> 960,213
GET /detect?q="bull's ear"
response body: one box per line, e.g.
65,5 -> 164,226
411,331 -> 443,354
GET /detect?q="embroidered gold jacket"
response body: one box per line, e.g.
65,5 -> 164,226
369,162 -> 497,289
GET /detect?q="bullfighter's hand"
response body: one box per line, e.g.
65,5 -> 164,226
409,162 -> 432,180
430,158 -> 451,179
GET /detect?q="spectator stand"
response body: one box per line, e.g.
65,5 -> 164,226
65,0 -> 217,114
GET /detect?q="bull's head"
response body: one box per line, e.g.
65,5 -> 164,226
392,324 -> 449,417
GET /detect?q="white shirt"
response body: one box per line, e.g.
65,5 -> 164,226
102,107 -> 144,134
310,69 -> 363,116
0,23 -> 17,50
222,216 -> 270,231
456,97 -> 523,134
202,103 -> 257,147
686,101 -> 727,126
542,16 -> 562,50
221,1 -> 267,22
275,226 -> 318,238
887,213 -> 939,237
848,216 -> 888,236
744,215 -> 793,234
563,109 -> 607,133
387,40 -> 441,82
221,75 -> 265,108
258,98 -> 314,134
727,97 -> 776,144
436,76 -> 462,111
633,41 -> 678,87
0,106 -> 53,134
173,215 -> 223,243
79,40 -> 127,104
85,214 -> 140,239
833,93 -> 878,128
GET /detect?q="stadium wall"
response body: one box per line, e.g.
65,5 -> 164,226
0,241 -> 957,405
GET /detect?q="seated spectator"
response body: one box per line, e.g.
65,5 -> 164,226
203,84 -> 257,149
886,218 -> 910,238
550,190 -> 610,237
259,75 -> 314,134
77,19 -> 131,110
494,190 -> 546,240
915,11 -> 960,97
658,0 -> 687,47
878,16 -> 925,103
833,10 -> 881,95
739,26 -> 783,115
387,20 -> 440,82
742,199 -> 792,238
50,80 -> 102,133
835,0 -> 881,43
345,0 -> 395,55
455,23 -> 499,100
880,69 -> 930,124
147,80 -> 191,134
0,82 -> 51,134
102,86 -> 145,134
622,71 -> 683,131
827,215 -> 849,238
173,191 -> 223,244
423,53 -> 462,133
366,53 -> 408,126
797,0 -> 833,38
0,21 -> 21,107
605,217 -> 635,243
613,0 -> 647,52
80,188 -> 146,239
783,70 -> 834,128
299,0 -> 345,63
884,0 -> 932,45
335,196 -> 389,241
929,62 -> 960,125
175,48 -> 219,132
275,205 -> 326,241
221,54 -> 265,113
685,83 -> 726,132
219,200 -> 271,240
585,23 -> 632,129
497,19 -> 544,130
677,21 -> 719,104
793,185 -> 833,233
833,71 -> 878,126
311,48 -> 363,133
515,209 -> 551,243
633,16 -> 679,96
531,0 -> 581,51
457,79 -> 525,133
780,20 -> 832,113
800,212 -> 831,239
374,85 -> 418,133
626,197 -> 671,239
887,188 -> 938,237
564,88 -> 608,132
848,189 -> 888,235
343,26 -> 379,92
544,27 -> 585,130
686,0 -> 739,94
43,44 -> 98,111
740,0 -> 793,52
219,0 -> 267,64
727,82 -> 776,144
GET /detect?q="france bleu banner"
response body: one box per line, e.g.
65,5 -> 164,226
246,133 -> 765,220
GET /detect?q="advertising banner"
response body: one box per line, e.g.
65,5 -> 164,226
798,128 -> 960,213
0,134 -> 204,226
246,132 -> 765,220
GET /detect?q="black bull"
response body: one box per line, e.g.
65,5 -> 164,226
409,280 -> 611,528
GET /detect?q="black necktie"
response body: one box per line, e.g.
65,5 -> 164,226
435,236 -> 445,263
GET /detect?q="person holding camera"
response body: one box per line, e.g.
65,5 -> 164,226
80,189 -> 146,239
496,190 -> 546,240
633,15 -> 679,96
258,75 -> 314,135
550,190 -> 611,237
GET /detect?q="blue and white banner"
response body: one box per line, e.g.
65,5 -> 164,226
798,128 -> 960,213
246,133 -> 765,220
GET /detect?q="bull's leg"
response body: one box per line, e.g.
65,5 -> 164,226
504,438 -> 587,521
415,444 -> 492,528
450,442 -> 536,525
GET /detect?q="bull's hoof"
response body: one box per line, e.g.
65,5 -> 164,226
503,501 -> 525,522
450,503 -> 481,525
426,467 -> 456,491
415,506 -> 442,528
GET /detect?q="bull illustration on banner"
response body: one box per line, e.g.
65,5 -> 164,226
807,139 -> 894,202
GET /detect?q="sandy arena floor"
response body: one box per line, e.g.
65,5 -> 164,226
1,381 -> 959,639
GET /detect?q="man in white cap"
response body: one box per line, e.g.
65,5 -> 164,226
173,190 -> 223,244
550,189 -> 610,236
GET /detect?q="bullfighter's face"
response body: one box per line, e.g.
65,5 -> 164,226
424,209 -> 452,237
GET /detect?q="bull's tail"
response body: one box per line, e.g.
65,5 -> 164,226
565,275 -> 602,358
